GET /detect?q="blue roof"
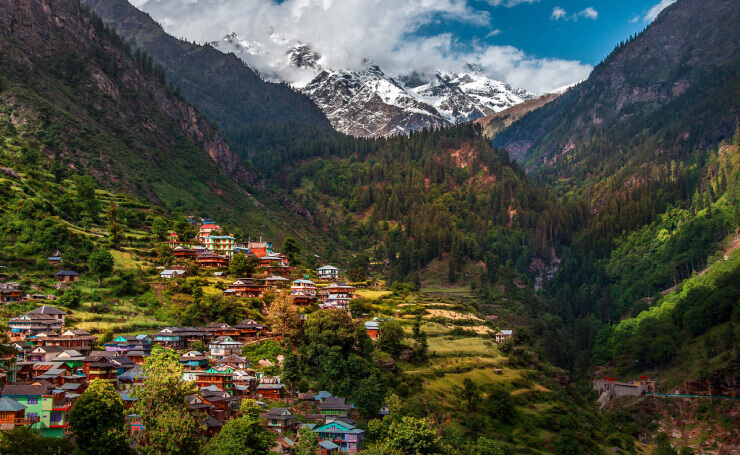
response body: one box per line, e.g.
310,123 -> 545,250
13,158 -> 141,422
314,391 -> 332,401
54,270 -> 79,276
318,441 -> 339,450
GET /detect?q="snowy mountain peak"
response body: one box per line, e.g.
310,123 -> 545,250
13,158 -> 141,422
211,32 -> 535,137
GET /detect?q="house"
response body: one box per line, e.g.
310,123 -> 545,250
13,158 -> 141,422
259,407 -> 296,434
172,246 -> 198,259
291,291 -> 318,306
275,436 -> 296,454
208,336 -> 243,358
225,279 -> 267,298
257,377 -> 285,399
234,319 -> 268,339
495,330 -> 513,343
258,252 -> 289,268
160,269 -> 187,279
312,420 -> 364,453
319,397 -> 352,421
154,327 -> 209,349
199,224 -> 222,242
28,306 -> 67,324
8,313 -> 64,336
11,341 -> 34,360
316,265 -> 340,281
47,250 -> 62,266
1,384 -> 71,437
104,335 -> 152,354
0,396 -> 34,430
33,329 -> 94,355
246,240 -> 273,257
193,368 -> 234,394
204,322 -> 240,339
123,350 -> 149,365
265,275 -> 290,288
217,355 -> 250,370
364,318 -> 380,341
28,346 -> 66,363
179,351 -> 210,371
197,252 -> 229,269
53,270 -> 80,283
0,282 -> 23,303
205,235 -> 237,257
49,350 -> 85,373
291,279 -> 317,295
318,440 -> 340,455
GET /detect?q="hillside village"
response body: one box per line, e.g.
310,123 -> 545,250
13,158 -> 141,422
0,214 -> 521,452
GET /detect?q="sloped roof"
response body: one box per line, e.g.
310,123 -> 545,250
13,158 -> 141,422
53,270 -> 79,277
318,441 -> 340,450
2,384 -> 49,396
0,397 -> 26,412
320,397 -> 351,410
27,306 -> 67,315
317,265 -> 338,271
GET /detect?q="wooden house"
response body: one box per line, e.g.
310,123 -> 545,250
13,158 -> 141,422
364,318 -> 380,341
197,252 -> 229,268
194,368 -> 234,394
225,279 -> 267,298
172,246 -> 198,259
495,330 -> 513,343
0,282 -> 22,303
257,377 -> 285,399
208,336 -> 243,358
204,322 -> 240,339
53,270 -> 80,283
259,407 -> 296,434
179,351 -> 210,371
234,319 -> 268,339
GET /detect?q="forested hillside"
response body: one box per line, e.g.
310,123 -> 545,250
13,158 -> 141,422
0,0 -> 335,246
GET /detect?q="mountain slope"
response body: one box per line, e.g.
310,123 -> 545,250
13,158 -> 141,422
82,0 -> 332,131
493,0 -> 740,166
0,0 -> 324,245
475,91 -> 563,141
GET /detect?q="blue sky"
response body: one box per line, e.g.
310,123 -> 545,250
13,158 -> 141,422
132,0 -> 676,93
415,0 -> 671,65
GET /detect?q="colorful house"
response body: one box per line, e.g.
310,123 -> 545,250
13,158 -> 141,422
179,351 -> 210,371
0,282 -> 23,303
364,318 -> 380,341
208,336 -> 243,358
234,319 -> 268,339
1,385 -> 71,437
205,235 -> 236,257
316,265 -> 340,281
154,327 -> 208,349
319,397 -> 352,421
312,420 -> 365,453
197,252 -> 229,268
225,279 -> 267,298
194,368 -> 234,394
0,396 -> 33,430
199,224 -> 222,242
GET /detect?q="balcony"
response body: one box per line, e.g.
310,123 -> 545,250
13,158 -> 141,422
14,417 -> 35,425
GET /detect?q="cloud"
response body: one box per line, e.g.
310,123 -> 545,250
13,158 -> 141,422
132,0 -> 591,94
551,6 -> 598,21
551,6 -> 567,20
576,7 -> 598,20
642,0 -> 676,22
485,28 -> 502,38
485,0 -> 538,6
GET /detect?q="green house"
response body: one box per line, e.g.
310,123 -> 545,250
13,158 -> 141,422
1,384 -> 70,437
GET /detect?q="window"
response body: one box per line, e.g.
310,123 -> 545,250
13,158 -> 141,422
27,397 -> 38,405
27,413 -> 38,422
50,412 -> 63,423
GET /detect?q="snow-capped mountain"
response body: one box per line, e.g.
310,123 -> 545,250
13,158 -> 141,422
210,33 -> 535,137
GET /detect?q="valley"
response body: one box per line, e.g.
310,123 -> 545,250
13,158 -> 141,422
0,0 -> 739,453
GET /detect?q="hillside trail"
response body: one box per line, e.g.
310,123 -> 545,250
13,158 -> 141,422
660,235 -> 740,295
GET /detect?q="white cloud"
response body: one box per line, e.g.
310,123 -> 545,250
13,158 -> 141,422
485,0 -> 538,7
552,6 -> 598,21
551,6 -> 567,20
132,0 -> 591,94
576,7 -> 598,20
642,0 -> 676,22
485,28 -> 502,38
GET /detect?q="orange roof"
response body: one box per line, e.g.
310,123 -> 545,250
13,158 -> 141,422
200,224 -> 221,230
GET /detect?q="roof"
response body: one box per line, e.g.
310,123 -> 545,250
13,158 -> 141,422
314,391 -> 332,401
498,330 -> 513,335
235,319 -> 265,329
200,224 -> 220,229
2,384 -> 49,396
364,321 -> 379,330
318,441 -> 340,450
257,383 -> 285,390
0,397 -> 26,412
60,383 -> 83,391
317,265 -> 339,271
261,407 -> 295,418
265,275 -> 289,281
53,270 -> 79,276
218,355 -> 248,364
320,397 -> 351,411
27,306 -> 67,316
292,279 -> 315,285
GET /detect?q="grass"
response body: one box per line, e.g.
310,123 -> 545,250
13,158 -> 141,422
426,336 -> 497,356
425,366 -> 521,394
356,289 -> 391,299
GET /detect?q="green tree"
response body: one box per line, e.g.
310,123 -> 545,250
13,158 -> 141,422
294,426 -> 318,455
68,379 -> 131,455
89,249 -> 115,285
202,399 -> 275,455
107,202 -> 124,247
156,243 -> 173,265
378,319 -> 405,355
0,427 -> 74,455
131,349 -> 202,455
58,286 -> 83,309
476,437 -> 503,455
229,253 -> 251,277
483,384 -> 516,424
74,175 -> 101,223
653,433 -> 678,455
282,237 -> 300,265
151,217 -> 168,241
353,373 -> 386,418
282,352 -> 301,402
383,416 -> 446,454
267,293 -> 302,338
458,378 -> 479,413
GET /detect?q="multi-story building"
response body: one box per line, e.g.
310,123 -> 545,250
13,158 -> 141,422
196,252 -> 229,268
208,336 -> 243,359
259,407 -> 296,434
205,235 -> 236,257
316,265 -> 340,281
313,420 -> 365,453
1,384 -> 71,437
199,224 -> 222,242
0,282 -> 23,303
225,279 -> 267,298
9,307 -> 66,336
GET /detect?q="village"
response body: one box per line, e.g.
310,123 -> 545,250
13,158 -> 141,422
0,216 -> 518,454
